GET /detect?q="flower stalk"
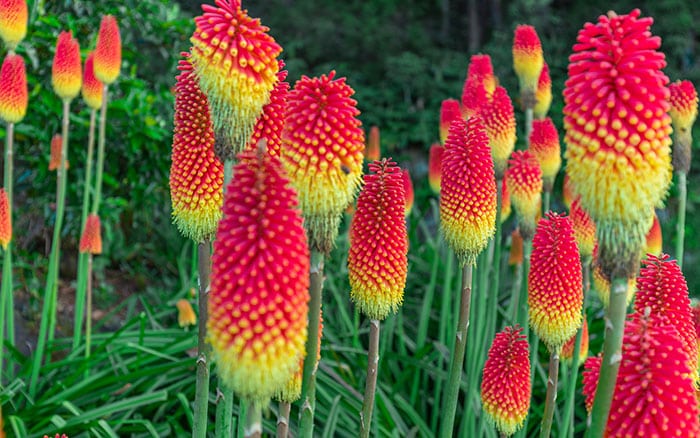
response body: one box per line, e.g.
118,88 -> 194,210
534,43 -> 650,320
277,402 -> 291,438
360,319 -> 380,438
193,241 -> 211,438
539,348 -> 560,438
1,121 -> 15,369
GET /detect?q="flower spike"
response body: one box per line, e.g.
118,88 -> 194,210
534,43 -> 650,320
534,61 -> 552,119
247,61 -> 289,157
0,0 -> 27,51
668,80 -> 698,173
48,134 -> 68,171
513,25 -> 544,101
79,214 -> 102,255
582,354 -> 601,414
439,99 -> 462,145
93,15 -> 121,85
481,86 -> 517,179
365,125 -> 381,161
402,168 -> 414,216
0,188 -> 11,249
0,54 -> 27,123
428,143 -> 444,194
570,198 -> 596,261
528,117 -> 561,192
644,212 -> 662,257
81,52 -> 103,110
51,31 -> 82,101
505,150 -> 541,240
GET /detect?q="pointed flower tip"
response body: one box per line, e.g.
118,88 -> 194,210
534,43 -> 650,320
644,212 -> 662,256
208,148 -> 310,403
428,143 -> 444,194
534,61 -> 552,118
170,55 -> 224,242
440,116 -> 497,266
529,117 -> 560,189
563,9 -> 672,227
79,214 -> 102,254
570,197 -> 596,259
482,86 -> 517,178
0,188 -> 11,250
505,150 -> 541,239
248,61 -> 289,157
439,99 -> 461,145
281,71 -> 364,254
48,134 -> 69,171
481,325 -> 531,437
82,52 -> 104,110
364,125 -> 381,161
176,299 -> 197,327
513,24 -> 544,94
461,74 -> 489,119
528,212 -> 583,349
0,53 -> 27,123
0,0 -> 27,50
669,80 -> 698,132
93,15 -> 121,85
467,54 -> 497,94
52,31 -> 82,100
348,159 -> 408,320
560,318 -> 588,366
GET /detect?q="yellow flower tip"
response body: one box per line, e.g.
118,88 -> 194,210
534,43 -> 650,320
170,55 -> 224,243
190,0 -> 281,156
52,31 -> 82,100
365,125 -> 381,161
176,299 -> 197,327
505,150 -> 541,240
560,318 -> 588,366
48,134 -> 69,171
644,212 -> 662,257
529,117 -> 561,191
482,86 -> 517,179
0,53 -> 27,123
0,0 -> 27,50
348,159 -> 408,320
79,214 -> 102,255
440,116 -> 497,266
281,71 -> 365,254
513,24 -> 544,96
93,15 -> 121,85
0,188 -> 11,250
82,52 -> 104,110
534,61 -> 552,119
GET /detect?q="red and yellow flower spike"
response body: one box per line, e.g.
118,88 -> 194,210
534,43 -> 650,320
644,212 -> 662,256
281,71 -> 365,254
508,229 -> 523,266
48,134 -> 68,171
93,15 -> 121,85
365,125 -> 381,161
633,254 -> 697,376
176,299 -> 197,328
505,150 -> 541,240
461,75 -> 489,119
668,80 -> 698,174
534,61 -> 552,119
0,54 -> 27,123
482,86 -> 517,179
582,354 -> 601,414
0,0 -> 27,51
0,188 -> 11,250
440,99 -> 462,145
208,146 -> 310,403
402,168 -> 413,216
570,198 -> 596,261
467,54 -> 497,95
51,31 -> 81,101
560,318 -> 588,366
528,117 -> 561,192
190,0 -> 281,156
348,159 -> 408,320
81,52 -> 103,110
440,116 -> 497,266
169,55 -> 224,243
500,177 -> 511,223
247,61 -> 289,157
79,213 -> 102,255
512,25 -> 544,98
607,311 -> 700,436
528,212 -> 583,349
562,174 -> 575,210
481,326 -> 531,437
428,143 -> 444,194
563,9 -> 672,278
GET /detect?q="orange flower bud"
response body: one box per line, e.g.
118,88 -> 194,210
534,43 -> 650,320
0,0 -> 27,51
533,61 -> 552,119
500,178 -> 511,223
52,31 -> 81,100
505,151 -> 541,240
428,143 -> 444,194
176,299 -> 197,327
528,117 -> 561,191
0,188 -> 11,249
513,25 -> 544,96
365,125 -> 381,161
79,214 -> 102,255
402,168 -> 413,216
0,54 -> 27,123
644,212 -> 662,257
439,99 -> 461,145
81,52 -> 103,110
93,15 -> 121,85
560,318 -> 588,366
48,134 -> 68,171
508,229 -> 523,266
482,86 -> 517,179
570,198 -> 595,261
247,61 -> 289,157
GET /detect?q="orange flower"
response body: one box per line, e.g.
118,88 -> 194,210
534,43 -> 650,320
365,125 -> 381,161
0,0 -> 27,51
81,52 -> 103,110
668,80 -> 698,174
508,229 -> 523,266
564,9 -> 672,278
0,54 -> 27,123
52,31 -> 81,100
560,318 -> 588,366
169,55 -> 224,242
208,147 -> 309,402
0,188 -> 11,250
79,214 -> 102,254
528,212 -> 583,349
176,299 -> 197,327
247,61 -> 289,157
512,25 -> 544,97
582,354 -> 601,414
93,15 -> 121,85
439,99 -> 461,145
48,133 -> 69,171
281,71 -> 365,254
528,117 -> 560,191
644,212 -> 662,256
607,312 -> 699,436
190,0 -> 280,155
534,61 -> 552,119
428,143 -> 444,195
482,86 -> 517,179
402,168 -> 413,216
500,178 -> 511,223
440,116 -> 497,266
505,150 -> 541,240
348,159 -> 408,320
570,198 -> 595,261
481,326 -> 531,436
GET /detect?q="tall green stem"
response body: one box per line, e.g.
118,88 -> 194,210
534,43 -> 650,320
587,276 -> 628,437
215,383 -> 234,437
676,171 -> 687,269
360,319 -> 380,438
1,121 -> 15,372
30,99 -> 71,396
540,348 -> 561,438
244,401 -> 262,438
91,85 -> 109,215
543,190 -> 551,215
440,264 -> 474,437
84,254 -> 93,362
518,240 -> 532,329
299,250 -> 324,438
525,108 -> 534,147
193,241 -> 211,438
277,402 -> 291,438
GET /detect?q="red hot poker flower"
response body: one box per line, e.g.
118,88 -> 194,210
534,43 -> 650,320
0,54 -> 27,123
51,31 -> 81,100
534,61 -> 552,119
461,75 -> 489,119
365,125 -> 381,161
81,52 -> 103,110
481,326 -> 531,437
644,212 -> 662,257
528,117 -> 561,192
582,354 -> 601,414
0,0 -> 27,51
79,214 -> 102,255
467,54 -> 497,95
505,150 -> 541,240
0,188 -> 11,249
247,61 -> 289,157
570,197 -> 596,261
402,168 -> 414,216
439,98 -> 462,145
348,159 -> 408,320
512,25 -> 544,97
500,177 -> 511,223
668,80 -> 698,173
48,134 -> 68,171
93,15 -> 121,85
482,86 -> 517,179
428,143 -> 444,195
208,147 -> 310,403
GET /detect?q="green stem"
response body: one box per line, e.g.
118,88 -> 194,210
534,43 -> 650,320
540,348 -> 561,438
440,264 -> 474,437
193,241 -> 211,438
525,107 -> 534,147
30,99 -> 71,396
432,247 -> 455,432
518,240 -> 532,330
91,85 -> 109,215
676,171 -> 687,269
215,383 -> 234,437
277,402 -> 291,438
587,276 -> 629,438
299,250 -> 324,438
360,319 -> 380,438
1,121 -> 15,371
543,190 -> 551,215
84,253 -> 93,362
4,122 -> 13,206
244,401 -> 262,438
